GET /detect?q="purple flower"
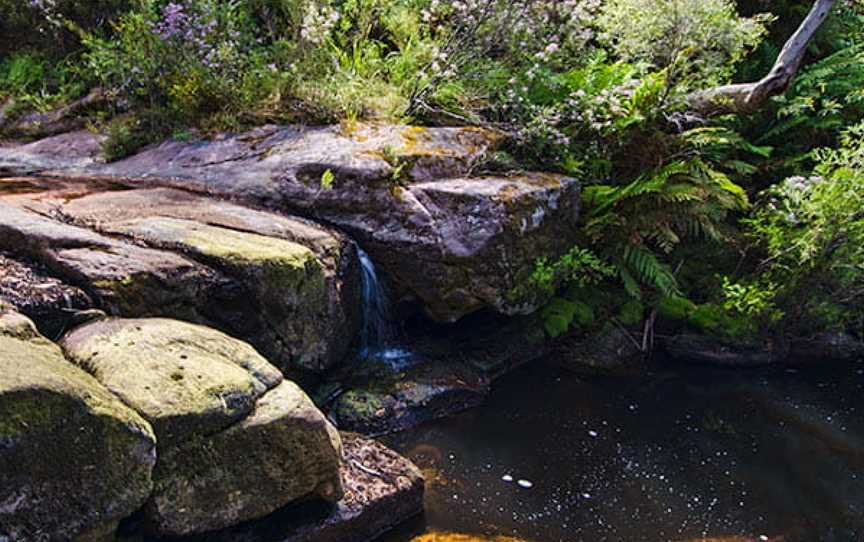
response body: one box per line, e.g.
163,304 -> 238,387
156,2 -> 189,41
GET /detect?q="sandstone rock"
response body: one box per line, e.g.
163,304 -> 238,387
61,318 -> 284,446
0,201 -> 224,322
58,187 -> 361,372
145,381 -> 344,536
0,192 -> 361,375
332,360 -> 489,435
0,130 -> 104,176
0,125 -> 581,322
196,433 -> 424,542
0,308 -> 155,542
61,317 -> 344,536
664,334 -> 788,367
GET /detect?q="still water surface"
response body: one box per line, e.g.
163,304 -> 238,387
379,360 -> 864,542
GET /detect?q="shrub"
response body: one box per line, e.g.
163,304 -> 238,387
746,121 -> 864,332
617,299 -> 644,326
596,0 -> 772,91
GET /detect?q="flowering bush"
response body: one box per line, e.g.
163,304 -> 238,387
597,0 -> 772,90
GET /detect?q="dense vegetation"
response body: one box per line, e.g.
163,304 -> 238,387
2,0 -> 863,345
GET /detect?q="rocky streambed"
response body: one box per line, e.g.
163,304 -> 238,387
0,124 -> 580,541
2,124 -> 863,542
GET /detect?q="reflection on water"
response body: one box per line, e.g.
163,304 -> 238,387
380,361 -> 864,542
409,533 -> 533,542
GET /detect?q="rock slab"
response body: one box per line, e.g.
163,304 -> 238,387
61,318 -> 344,537
0,184 -> 361,376
0,124 -> 581,322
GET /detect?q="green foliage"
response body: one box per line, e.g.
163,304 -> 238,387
320,168 -> 335,191
752,41 -> 864,178
583,151 -> 749,298
0,52 -> 86,111
657,295 -> 697,321
617,299 -> 644,327
746,121 -> 864,331
597,0 -> 772,91
541,298 -> 595,338
101,116 -> 152,162
687,303 -> 751,339
0,0 -> 131,57
514,247 -> 615,302
719,276 -> 783,324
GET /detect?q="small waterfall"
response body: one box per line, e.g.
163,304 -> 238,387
356,247 -> 413,366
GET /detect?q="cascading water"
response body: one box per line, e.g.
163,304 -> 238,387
356,246 -> 413,367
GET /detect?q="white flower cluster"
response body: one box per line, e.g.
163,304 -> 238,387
300,2 -> 340,45
28,0 -> 62,29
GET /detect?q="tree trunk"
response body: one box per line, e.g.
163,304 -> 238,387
688,0 -> 838,116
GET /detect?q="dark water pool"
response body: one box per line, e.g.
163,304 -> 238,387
378,360 -> 864,542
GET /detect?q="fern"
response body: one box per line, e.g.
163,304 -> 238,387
583,144 -> 749,298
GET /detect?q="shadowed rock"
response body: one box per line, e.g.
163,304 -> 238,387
195,433 -> 424,542
0,252 -> 93,339
0,307 -> 156,542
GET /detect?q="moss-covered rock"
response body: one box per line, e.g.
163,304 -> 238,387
332,361 -> 489,435
103,216 -> 335,373
145,381 -> 344,536
32,186 -> 361,375
0,308 -> 155,542
61,318 -> 283,446
61,317 -> 343,536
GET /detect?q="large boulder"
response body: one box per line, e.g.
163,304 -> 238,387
0,307 -> 156,541
0,188 -> 361,375
0,124 -> 581,321
61,318 -> 344,536
199,433 -> 425,542
0,200 -> 224,322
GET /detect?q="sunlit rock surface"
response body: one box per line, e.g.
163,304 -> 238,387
0,181 -> 361,376
0,307 -> 156,541
61,317 -> 344,536
0,124 -> 581,322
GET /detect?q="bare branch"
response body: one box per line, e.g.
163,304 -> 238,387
688,0 -> 838,116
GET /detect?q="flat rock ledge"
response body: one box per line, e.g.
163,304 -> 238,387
0,123 -> 581,322
0,181 -> 361,377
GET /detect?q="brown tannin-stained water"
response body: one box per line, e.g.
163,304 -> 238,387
378,360 -> 864,542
